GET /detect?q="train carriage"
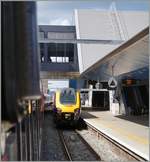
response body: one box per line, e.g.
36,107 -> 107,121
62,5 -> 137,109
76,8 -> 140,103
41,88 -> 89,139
53,88 -> 81,125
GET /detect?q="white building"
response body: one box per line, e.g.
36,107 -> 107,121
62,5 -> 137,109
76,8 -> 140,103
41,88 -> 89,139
75,9 -> 149,73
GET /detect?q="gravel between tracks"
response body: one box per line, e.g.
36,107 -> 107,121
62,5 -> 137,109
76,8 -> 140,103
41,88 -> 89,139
40,113 -> 101,161
41,112 -> 129,161
40,112 -> 67,161
62,130 -> 100,161
77,129 -> 132,162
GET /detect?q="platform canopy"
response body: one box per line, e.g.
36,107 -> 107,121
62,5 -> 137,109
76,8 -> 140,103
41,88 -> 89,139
75,10 -> 149,79
80,27 -> 149,81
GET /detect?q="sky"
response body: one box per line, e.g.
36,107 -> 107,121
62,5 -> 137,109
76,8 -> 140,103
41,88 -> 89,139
37,0 -> 149,25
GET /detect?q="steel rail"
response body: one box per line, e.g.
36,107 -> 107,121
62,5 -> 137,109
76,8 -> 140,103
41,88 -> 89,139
86,122 -> 147,161
58,130 -> 72,161
75,130 -> 101,161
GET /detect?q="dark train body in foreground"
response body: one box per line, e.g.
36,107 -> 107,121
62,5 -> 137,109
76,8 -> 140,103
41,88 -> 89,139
53,88 -> 81,125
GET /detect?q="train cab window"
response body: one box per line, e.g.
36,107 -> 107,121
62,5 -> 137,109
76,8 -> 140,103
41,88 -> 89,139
60,89 -> 76,104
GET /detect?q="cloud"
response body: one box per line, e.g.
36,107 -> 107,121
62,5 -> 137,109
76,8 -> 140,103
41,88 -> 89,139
49,18 -> 72,25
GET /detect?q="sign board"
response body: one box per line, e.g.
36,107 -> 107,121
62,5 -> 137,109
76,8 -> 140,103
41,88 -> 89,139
108,77 -> 117,88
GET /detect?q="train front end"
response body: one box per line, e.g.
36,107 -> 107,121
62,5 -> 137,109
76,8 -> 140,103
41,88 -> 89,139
53,88 -> 81,125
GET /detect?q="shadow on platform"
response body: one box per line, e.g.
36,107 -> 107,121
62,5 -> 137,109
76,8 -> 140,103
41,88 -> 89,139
115,114 -> 149,127
81,111 -> 98,119
81,108 -> 108,119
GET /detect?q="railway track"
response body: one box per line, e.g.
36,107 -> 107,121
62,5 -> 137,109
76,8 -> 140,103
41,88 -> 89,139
41,113 -> 146,161
80,122 -> 147,161
57,128 -> 101,161
58,130 -> 73,161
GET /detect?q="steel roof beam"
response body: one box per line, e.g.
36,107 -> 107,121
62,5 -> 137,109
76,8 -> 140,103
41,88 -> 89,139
38,39 -> 124,45
80,89 -> 108,92
80,27 -> 149,77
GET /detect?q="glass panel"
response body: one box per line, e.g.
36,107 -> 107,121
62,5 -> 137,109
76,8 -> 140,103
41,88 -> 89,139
47,32 -> 56,39
40,50 -> 44,63
57,43 -> 64,57
39,32 -> 44,39
40,43 -> 44,50
47,32 -> 74,39
62,57 -> 65,62
66,43 -> 74,62
60,89 -> 76,104
51,57 -> 57,62
57,57 -> 63,63
65,57 -> 69,63
48,43 -> 56,57
41,43 -> 74,63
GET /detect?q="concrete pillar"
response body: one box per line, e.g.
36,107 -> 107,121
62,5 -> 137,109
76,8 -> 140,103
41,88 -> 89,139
40,79 -> 48,94
88,84 -> 93,107
44,44 -> 48,63
109,90 -> 114,112
109,90 -> 120,115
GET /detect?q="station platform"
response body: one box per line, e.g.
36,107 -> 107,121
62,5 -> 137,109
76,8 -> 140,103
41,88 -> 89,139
81,110 -> 149,161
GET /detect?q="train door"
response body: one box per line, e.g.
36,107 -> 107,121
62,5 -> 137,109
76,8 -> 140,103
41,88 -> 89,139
92,91 -> 109,110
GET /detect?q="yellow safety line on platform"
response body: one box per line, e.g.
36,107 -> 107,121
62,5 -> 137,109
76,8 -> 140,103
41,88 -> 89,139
90,118 -> 149,145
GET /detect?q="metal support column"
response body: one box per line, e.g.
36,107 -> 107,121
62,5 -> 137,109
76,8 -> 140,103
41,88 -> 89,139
44,43 -> 48,63
17,122 -> 23,161
35,100 -> 40,160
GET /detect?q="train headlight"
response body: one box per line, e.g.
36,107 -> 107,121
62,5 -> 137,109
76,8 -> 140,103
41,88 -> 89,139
56,108 -> 62,114
74,108 -> 80,115
74,108 -> 80,120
